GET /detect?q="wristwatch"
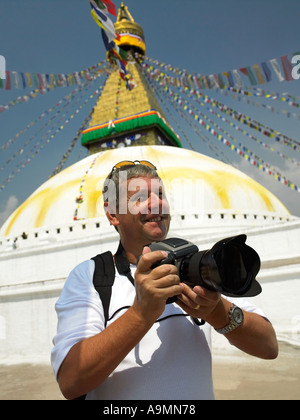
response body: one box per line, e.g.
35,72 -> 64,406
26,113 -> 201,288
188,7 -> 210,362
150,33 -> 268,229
215,304 -> 244,334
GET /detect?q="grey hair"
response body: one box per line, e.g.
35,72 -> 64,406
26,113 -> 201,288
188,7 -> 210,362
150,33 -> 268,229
102,164 -> 160,212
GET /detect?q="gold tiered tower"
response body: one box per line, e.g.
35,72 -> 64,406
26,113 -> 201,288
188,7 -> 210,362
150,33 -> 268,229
81,2 -> 181,153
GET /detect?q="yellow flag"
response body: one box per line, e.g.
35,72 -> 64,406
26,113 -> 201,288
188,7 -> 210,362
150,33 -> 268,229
91,9 -> 105,31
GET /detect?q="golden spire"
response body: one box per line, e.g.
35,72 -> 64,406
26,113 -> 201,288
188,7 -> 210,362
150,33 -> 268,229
114,2 -> 146,56
81,3 -> 181,153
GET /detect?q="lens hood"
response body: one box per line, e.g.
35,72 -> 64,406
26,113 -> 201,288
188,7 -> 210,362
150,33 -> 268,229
195,234 -> 262,297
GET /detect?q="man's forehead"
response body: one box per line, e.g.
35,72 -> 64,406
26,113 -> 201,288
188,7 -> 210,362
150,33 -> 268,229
122,176 -> 164,187
120,176 -> 166,198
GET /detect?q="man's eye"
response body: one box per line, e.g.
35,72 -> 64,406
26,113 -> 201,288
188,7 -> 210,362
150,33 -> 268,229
138,193 -> 149,202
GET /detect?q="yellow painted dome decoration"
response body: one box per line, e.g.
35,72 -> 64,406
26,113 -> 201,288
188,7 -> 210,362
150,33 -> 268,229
0,145 -> 290,238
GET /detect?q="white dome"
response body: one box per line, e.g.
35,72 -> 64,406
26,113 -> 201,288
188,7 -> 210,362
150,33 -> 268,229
0,145 -> 290,237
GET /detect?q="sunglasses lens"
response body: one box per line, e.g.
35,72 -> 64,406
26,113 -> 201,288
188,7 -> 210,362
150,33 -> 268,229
139,160 -> 157,169
114,161 -> 136,169
113,160 -> 157,171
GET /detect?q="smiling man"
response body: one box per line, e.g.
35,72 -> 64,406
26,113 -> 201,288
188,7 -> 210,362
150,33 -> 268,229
51,160 -> 278,401
103,163 -> 171,259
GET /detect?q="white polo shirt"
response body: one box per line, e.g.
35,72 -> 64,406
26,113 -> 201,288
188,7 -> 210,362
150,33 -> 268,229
51,260 -> 265,400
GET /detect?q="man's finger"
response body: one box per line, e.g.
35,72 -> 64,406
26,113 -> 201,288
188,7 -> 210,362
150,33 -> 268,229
137,249 -> 168,272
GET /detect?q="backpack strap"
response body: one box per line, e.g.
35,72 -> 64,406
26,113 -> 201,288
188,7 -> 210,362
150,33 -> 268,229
91,251 -> 115,327
114,241 -> 135,286
91,242 -> 134,327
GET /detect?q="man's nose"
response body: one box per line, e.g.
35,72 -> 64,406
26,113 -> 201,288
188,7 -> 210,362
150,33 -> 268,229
148,192 -> 161,214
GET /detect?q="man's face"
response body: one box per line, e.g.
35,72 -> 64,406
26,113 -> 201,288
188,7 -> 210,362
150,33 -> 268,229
116,176 -> 171,247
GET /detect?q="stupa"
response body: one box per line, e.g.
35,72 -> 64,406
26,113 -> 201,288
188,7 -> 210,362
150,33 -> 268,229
0,3 -> 299,363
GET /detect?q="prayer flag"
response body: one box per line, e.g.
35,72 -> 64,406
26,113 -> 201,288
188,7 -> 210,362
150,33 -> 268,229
223,71 -> 235,87
25,72 -> 33,87
100,0 -> 116,16
20,72 -> 27,88
261,62 -> 272,82
5,71 -> 11,90
101,28 -> 115,52
252,64 -> 265,84
280,55 -> 293,81
208,74 -> 218,89
94,0 -> 116,16
11,71 -> 19,88
232,69 -> 243,88
217,73 -> 226,88
37,73 -> 44,91
240,67 -> 257,85
269,58 -> 285,82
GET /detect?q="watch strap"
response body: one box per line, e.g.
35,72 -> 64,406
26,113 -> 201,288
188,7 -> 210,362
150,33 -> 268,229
215,304 -> 243,335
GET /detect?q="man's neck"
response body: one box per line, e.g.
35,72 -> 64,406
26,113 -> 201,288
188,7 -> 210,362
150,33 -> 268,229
119,238 -> 148,265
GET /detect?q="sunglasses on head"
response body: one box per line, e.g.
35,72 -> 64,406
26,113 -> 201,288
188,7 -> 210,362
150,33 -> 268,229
110,160 -> 157,174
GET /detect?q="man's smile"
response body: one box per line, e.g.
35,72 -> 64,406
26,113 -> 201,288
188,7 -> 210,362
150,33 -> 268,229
142,216 -> 166,223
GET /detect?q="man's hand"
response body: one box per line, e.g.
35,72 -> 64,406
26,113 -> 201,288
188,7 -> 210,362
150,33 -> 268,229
176,283 -> 221,321
176,283 -> 278,360
133,247 -> 183,323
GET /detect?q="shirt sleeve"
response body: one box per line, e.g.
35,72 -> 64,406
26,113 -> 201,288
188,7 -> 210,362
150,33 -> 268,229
51,260 -> 105,379
223,295 -> 267,319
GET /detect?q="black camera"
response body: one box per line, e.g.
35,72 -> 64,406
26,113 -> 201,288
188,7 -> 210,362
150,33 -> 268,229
149,234 -> 262,302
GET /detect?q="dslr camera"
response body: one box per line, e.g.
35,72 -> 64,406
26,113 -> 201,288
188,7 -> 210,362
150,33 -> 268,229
149,234 -> 262,302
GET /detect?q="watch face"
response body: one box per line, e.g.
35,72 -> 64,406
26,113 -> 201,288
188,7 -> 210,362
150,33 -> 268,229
232,307 -> 244,324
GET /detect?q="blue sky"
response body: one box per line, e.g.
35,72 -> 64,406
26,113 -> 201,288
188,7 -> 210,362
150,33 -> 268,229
1,0 -> 300,224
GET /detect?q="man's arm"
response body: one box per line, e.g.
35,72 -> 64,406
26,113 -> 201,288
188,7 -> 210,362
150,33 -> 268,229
57,304 -> 153,400
176,283 -> 278,360
57,249 -> 182,400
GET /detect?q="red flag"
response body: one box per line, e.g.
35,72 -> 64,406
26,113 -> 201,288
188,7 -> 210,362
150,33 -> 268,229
99,0 -> 116,16
5,71 -> 11,90
280,55 -> 293,81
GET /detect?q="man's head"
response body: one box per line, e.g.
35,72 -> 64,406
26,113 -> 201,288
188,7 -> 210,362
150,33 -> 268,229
102,160 -> 171,251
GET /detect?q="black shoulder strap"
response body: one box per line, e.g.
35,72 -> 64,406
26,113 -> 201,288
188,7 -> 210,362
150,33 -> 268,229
91,242 -> 135,327
114,241 -> 135,286
91,251 -> 115,327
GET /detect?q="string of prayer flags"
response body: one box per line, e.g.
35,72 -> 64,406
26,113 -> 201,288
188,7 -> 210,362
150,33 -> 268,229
145,57 -> 300,150
0,80 -> 103,192
141,54 -> 300,118
0,61 -> 108,94
142,64 -> 299,193
73,155 -> 99,221
141,50 -> 300,90
164,84 -> 299,192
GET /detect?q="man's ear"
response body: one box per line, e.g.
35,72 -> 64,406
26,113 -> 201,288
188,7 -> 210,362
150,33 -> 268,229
104,202 -> 120,228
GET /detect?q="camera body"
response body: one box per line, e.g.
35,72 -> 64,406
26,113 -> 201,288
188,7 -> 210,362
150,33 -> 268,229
149,235 -> 261,302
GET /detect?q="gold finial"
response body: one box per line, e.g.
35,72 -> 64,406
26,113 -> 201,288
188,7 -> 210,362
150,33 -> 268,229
117,2 -> 135,23
114,3 -> 146,55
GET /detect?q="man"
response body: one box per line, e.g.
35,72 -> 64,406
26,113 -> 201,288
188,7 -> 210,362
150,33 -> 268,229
51,160 -> 278,400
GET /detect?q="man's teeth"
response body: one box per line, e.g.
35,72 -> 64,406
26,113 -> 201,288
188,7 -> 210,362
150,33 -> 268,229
147,217 -> 162,222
